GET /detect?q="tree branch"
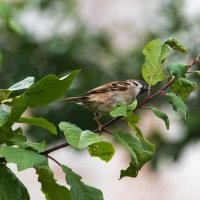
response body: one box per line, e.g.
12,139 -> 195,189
40,143 -> 69,155
0,55 -> 199,160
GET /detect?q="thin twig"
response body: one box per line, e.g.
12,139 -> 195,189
40,143 -> 69,155
47,155 -> 61,166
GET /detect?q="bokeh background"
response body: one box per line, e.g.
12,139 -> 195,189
0,0 -> 200,199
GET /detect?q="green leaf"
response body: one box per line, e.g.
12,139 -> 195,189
0,127 -> 15,145
59,122 -> 103,149
142,39 -> 170,86
24,70 -> 80,107
0,3 -> 11,19
36,166 -> 71,200
194,70 -> 200,76
0,89 -> 11,101
7,95 -> 29,125
0,164 -> 30,200
166,92 -> 188,120
127,100 -> 138,111
62,165 -> 104,200
110,100 -> 137,117
8,19 -> 24,35
11,135 -> 46,153
170,78 -> 197,99
110,103 -> 127,117
149,107 -> 170,129
167,63 -> 187,78
165,38 -> 188,54
18,117 -> 57,135
0,147 -> 47,171
88,141 -> 115,162
8,77 -> 35,91
0,106 -> 9,127
114,130 -> 155,178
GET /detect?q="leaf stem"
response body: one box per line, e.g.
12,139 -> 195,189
147,85 -> 151,97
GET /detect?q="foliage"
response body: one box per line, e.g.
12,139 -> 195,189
0,37 -> 199,199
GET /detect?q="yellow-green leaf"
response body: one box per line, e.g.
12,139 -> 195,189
59,122 -> 103,149
142,39 -> 170,86
88,141 -> 115,162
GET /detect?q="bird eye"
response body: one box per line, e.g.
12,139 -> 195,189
133,81 -> 138,86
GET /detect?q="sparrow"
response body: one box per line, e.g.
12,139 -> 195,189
62,80 -> 148,131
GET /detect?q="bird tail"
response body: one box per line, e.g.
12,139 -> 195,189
61,96 -> 86,103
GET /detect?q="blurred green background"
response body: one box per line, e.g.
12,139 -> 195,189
0,0 -> 199,168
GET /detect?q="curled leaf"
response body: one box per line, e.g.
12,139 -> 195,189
149,107 -> 170,129
165,38 -> 188,54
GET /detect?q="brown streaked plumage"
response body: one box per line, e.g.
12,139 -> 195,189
63,79 -> 148,131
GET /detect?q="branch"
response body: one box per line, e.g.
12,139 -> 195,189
39,55 -> 200,155
40,143 -> 69,155
1,55 -> 199,160
39,78 -> 177,155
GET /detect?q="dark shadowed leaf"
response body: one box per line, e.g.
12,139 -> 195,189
62,165 -> 104,200
0,164 -> 30,200
36,166 -> 71,200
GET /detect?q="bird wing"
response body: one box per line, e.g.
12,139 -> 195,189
84,81 -> 130,95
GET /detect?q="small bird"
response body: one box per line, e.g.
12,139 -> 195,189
63,80 -> 148,131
